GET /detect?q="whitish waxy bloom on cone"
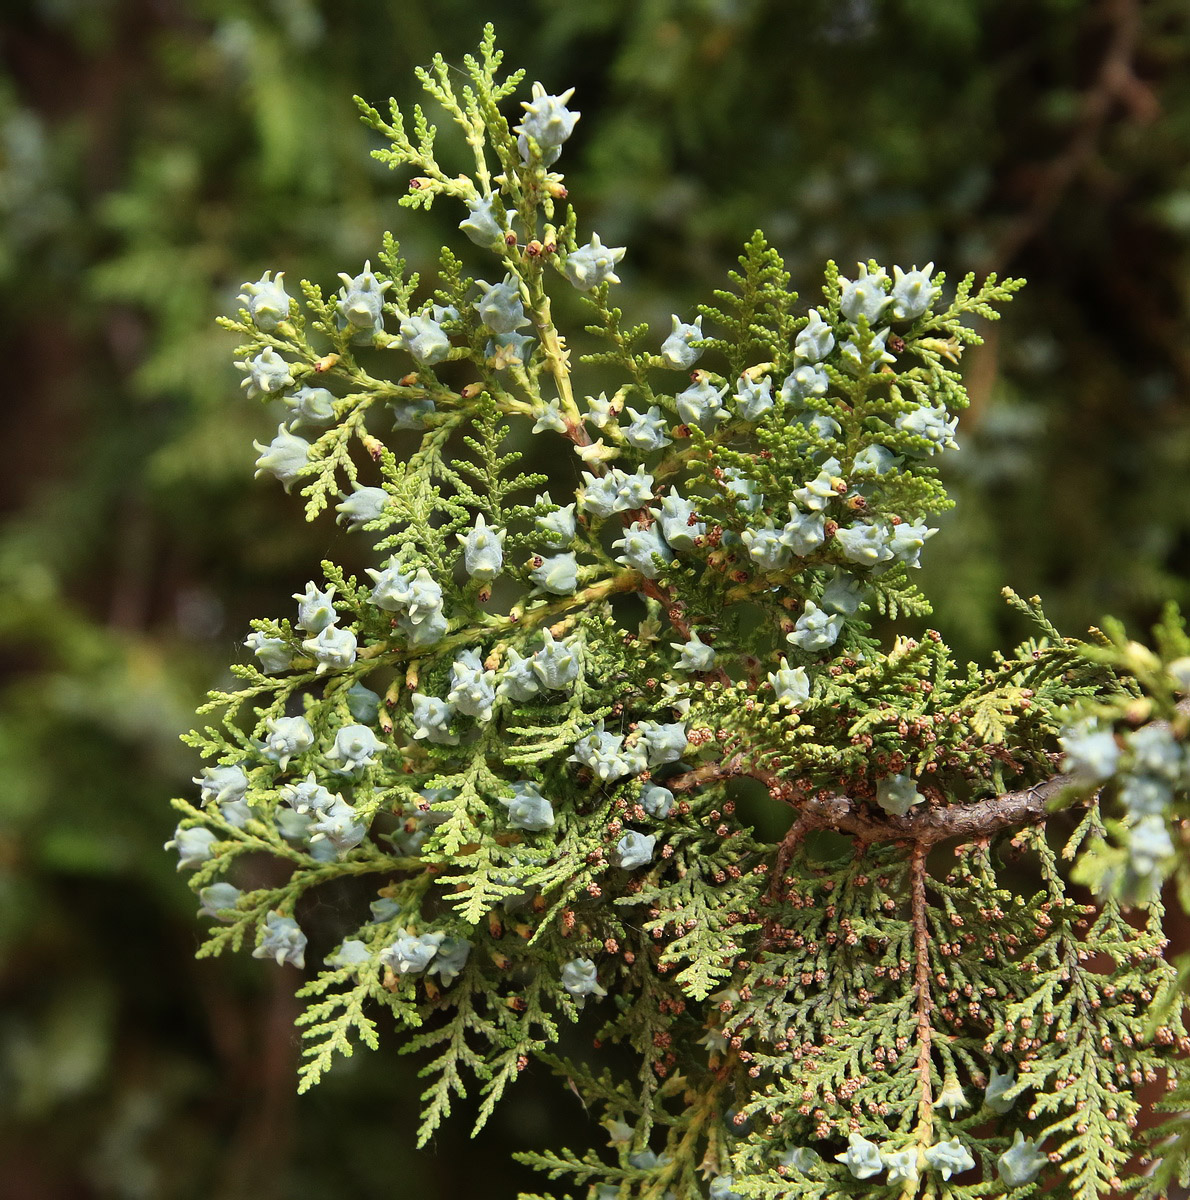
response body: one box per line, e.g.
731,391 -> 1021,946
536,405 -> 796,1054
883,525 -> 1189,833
722,468 -> 763,512
584,390 -> 619,429
997,1133 -> 1048,1188
769,658 -> 810,706
840,328 -> 895,374
366,562 -> 414,611
883,1150 -> 918,1185
458,195 -> 507,248
302,625 -> 357,673
335,485 -> 389,529
458,514 -> 505,582
326,724 -> 383,774
1129,814 -> 1174,878
381,930 -> 444,975
822,572 -> 867,615
984,1067 -> 1017,1114
279,773 -> 336,815
896,404 -> 959,455
676,377 -> 730,428
261,716 -> 314,769
781,364 -> 830,402
530,552 -> 578,594
411,694 -> 458,744
1128,723 -> 1183,779
615,831 -> 656,869
640,784 -> 674,818
532,400 -> 568,434
835,1134 -> 884,1180
925,1139 -> 975,1181
672,630 -> 716,672
660,315 -> 703,369
854,443 -> 898,475
839,263 -> 890,325
325,939 -> 370,968
514,82 -> 579,165
398,313 -> 450,365
253,425 -> 309,491
336,261 -> 390,337
563,234 -> 625,289
500,781 -> 554,831
634,720 -> 688,767
793,458 -> 842,511
742,526 -> 790,572
497,649 -> 540,702
535,496 -> 577,545
614,521 -> 673,579
447,649 -> 497,722
391,397 -> 435,428
253,912 -> 307,968
532,629 -> 580,689
889,520 -> 935,568
876,772 -> 923,816
238,270 -> 291,331
310,797 -> 367,852
933,1076 -> 968,1118
1121,773 -> 1170,818
890,263 -> 938,321
735,374 -> 773,421
794,308 -> 835,362
239,347 -> 293,398
474,276 -> 528,334
781,508 -> 826,557
778,1147 -> 821,1176
561,957 -> 606,1000
194,764 -> 249,807
486,330 -> 534,369
198,882 -> 242,920
427,937 -> 471,986
166,825 -> 218,870
657,494 -> 704,549
284,385 -> 335,428
245,630 -> 292,673
571,722 -> 635,783
788,601 -> 843,652
835,521 -> 894,567
294,581 -> 336,633
624,405 -> 672,451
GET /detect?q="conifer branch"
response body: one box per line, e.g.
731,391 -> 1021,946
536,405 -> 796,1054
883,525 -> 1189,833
669,757 -> 1081,848
910,844 -> 936,1142
188,33 -> 1190,1199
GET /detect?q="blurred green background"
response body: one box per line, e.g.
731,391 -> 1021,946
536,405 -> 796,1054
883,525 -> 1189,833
3,0 -> 1190,1195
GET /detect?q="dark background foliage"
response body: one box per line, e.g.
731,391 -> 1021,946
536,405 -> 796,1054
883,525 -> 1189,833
2,0 -> 1189,1195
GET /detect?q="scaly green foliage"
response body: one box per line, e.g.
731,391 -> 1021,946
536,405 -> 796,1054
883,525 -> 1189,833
173,29 -> 1188,1200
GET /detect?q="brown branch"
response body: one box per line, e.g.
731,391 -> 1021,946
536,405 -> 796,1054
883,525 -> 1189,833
910,844 -> 936,1139
665,757 -> 1082,847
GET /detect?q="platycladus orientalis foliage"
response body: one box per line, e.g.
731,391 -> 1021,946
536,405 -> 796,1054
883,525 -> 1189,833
175,27 -> 1190,1200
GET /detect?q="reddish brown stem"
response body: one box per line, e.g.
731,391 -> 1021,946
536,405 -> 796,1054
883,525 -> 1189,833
910,843 -> 936,1137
